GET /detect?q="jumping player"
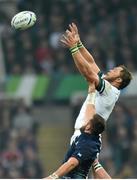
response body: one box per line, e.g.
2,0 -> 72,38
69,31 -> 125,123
61,22 -> 132,140
60,23 -> 132,178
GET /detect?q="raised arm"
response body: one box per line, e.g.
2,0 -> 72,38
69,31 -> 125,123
69,23 -> 100,74
72,49 -> 99,87
61,31 -> 100,87
82,83 -> 96,128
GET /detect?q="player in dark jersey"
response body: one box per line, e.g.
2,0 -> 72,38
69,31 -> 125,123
45,83 -> 109,179
61,115 -> 104,179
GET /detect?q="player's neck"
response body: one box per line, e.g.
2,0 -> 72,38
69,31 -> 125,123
84,126 -> 92,134
110,81 -> 119,89
84,129 -> 91,134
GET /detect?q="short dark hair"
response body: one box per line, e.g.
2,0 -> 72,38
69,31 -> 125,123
119,65 -> 132,90
92,114 -> 105,135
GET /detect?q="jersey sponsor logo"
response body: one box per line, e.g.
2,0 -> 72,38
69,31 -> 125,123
75,141 -> 79,145
77,152 -> 82,157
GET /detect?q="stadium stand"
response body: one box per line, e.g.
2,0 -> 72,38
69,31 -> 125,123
0,0 -> 137,178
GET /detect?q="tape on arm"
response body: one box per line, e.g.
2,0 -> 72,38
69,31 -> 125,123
86,92 -> 96,105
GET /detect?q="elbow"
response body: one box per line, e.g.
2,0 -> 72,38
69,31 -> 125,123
70,162 -> 77,169
68,157 -> 79,170
78,66 -> 97,84
85,74 -> 96,83
85,72 -> 98,85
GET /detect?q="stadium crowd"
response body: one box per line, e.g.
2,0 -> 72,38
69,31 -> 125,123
102,103 -> 137,178
0,99 -> 43,178
1,0 -> 137,75
0,0 -> 137,178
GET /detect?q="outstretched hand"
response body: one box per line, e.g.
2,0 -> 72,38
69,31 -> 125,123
69,22 -> 81,43
60,22 -> 80,48
60,29 -> 79,48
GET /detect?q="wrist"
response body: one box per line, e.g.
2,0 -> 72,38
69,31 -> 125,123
49,173 -> 59,179
92,162 -> 103,172
77,41 -> 84,49
69,44 -> 79,55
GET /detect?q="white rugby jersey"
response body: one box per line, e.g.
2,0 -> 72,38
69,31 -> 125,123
70,72 -> 120,144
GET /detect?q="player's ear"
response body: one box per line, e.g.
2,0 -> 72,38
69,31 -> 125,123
116,77 -> 122,83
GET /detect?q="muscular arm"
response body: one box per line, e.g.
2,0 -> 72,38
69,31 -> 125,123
92,159 -> 111,179
72,50 -> 99,87
70,23 -> 100,74
46,157 -> 79,179
61,29 -> 100,80
80,82 -> 96,131
78,44 -> 100,74
92,165 -> 111,179
84,104 -> 95,123
83,89 -> 96,126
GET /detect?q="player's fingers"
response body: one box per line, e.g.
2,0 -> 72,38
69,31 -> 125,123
60,38 -> 70,47
60,39 -> 68,46
61,35 -> 68,43
71,23 -> 75,32
72,22 -> 77,28
66,29 -> 75,37
65,30 -> 75,42
66,29 -> 72,37
62,34 -> 69,40
72,22 -> 78,33
60,37 -> 66,43
69,24 -> 75,34
61,34 -> 72,45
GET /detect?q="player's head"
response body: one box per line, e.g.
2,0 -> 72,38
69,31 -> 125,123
80,114 -> 105,135
91,114 -> 105,135
104,65 -> 132,89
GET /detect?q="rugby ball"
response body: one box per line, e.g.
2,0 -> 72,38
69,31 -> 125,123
11,11 -> 36,30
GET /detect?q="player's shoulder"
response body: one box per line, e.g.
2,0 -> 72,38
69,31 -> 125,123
104,79 -> 120,94
102,80 -> 120,103
79,134 -> 101,154
97,71 -> 120,97
78,133 -> 100,146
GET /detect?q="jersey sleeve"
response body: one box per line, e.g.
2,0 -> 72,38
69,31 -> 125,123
96,71 -> 105,93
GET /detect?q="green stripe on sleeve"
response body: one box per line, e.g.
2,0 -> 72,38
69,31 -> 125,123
96,71 -> 105,93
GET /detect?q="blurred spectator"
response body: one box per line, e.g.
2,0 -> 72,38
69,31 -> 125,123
0,166 -> 5,179
22,146 -> 43,178
1,140 -> 23,170
0,99 -> 43,178
13,105 -> 34,131
18,129 -> 38,152
7,168 -> 22,179
35,40 -> 53,74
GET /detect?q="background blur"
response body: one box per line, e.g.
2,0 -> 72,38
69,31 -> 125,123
0,0 -> 137,178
